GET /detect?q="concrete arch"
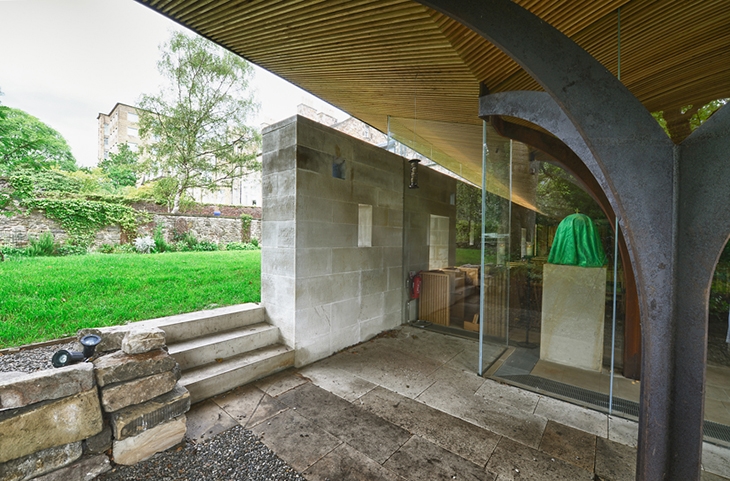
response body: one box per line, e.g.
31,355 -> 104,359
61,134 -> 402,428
414,1 -> 694,478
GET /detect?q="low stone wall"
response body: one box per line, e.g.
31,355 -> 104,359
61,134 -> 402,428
0,212 -> 262,249
0,212 -> 120,249
0,328 -> 189,480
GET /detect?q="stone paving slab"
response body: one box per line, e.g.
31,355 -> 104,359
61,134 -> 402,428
324,341 -> 442,398
254,368 -> 309,397
211,384 -> 265,426
298,362 -> 377,402
704,442 -> 730,478
534,395 -> 608,437
608,415 -> 638,447
184,399 -> 237,444
594,436 -> 637,481
383,435 -> 496,481
359,386 -> 500,467
277,382 -> 411,464
486,437 -> 594,480
538,420 -> 597,472
249,408 -> 342,472
475,378 -> 542,413
417,374 -> 548,449
391,327 -> 474,365
303,443 -> 405,481
246,392 -> 289,428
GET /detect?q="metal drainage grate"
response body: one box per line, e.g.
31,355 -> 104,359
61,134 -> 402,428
496,373 -> 640,417
704,420 -> 730,445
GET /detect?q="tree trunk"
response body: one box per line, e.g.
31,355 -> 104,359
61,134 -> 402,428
171,186 -> 183,214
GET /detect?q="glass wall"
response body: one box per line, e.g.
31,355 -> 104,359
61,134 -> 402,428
480,123 -> 637,419
394,116 -> 641,421
705,245 -> 730,447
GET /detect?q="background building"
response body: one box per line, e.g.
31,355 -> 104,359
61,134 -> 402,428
97,103 -> 142,162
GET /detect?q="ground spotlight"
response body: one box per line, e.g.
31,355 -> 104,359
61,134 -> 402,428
51,334 -> 102,368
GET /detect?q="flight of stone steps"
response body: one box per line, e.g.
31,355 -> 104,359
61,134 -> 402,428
139,303 -> 293,403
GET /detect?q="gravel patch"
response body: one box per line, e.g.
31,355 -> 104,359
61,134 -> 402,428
99,425 -> 307,481
0,341 -> 78,373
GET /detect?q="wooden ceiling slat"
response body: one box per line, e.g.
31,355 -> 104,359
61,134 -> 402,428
135,0 -> 730,173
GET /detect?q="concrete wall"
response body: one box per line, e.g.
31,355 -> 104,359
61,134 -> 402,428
262,115 -> 456,366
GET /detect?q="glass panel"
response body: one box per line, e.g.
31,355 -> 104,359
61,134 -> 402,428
486,137 -> 638,420
478,122 -> 512,373
704,242 -> 730,452
394,116 -> 508,374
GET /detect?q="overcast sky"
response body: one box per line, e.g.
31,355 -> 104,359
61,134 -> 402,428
0,0 -> 347,167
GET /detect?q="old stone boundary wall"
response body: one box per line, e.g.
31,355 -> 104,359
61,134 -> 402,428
0,212 -> 262,249
0,327 -> 190,480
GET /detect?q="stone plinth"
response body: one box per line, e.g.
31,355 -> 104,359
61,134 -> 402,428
540,264 -> 607,372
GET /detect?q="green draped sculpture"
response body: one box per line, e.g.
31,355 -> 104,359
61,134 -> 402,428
547,213 -> 606,267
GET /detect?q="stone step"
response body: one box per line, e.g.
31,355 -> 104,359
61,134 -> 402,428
168,323 -> 280,371
180,344 -> 294,403
141,303 -> 264,344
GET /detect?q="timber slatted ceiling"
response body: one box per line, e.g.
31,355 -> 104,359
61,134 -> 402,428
137,0 -> 730,173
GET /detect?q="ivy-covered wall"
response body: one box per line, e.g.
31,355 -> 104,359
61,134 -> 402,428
0,211 -> 121,248
0,212 -> 262,249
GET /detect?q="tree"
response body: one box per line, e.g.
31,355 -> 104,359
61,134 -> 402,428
138,32 -> 260,213
99,143 -> 139,188
0,106 -> 77,175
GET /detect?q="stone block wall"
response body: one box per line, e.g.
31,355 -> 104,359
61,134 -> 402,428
0,212 -> 261,249
262,115 -> 456,367
0,327 -> 189,480
0,211 -> 120,249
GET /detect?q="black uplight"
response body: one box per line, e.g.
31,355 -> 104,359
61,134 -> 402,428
51,334 -> 102,368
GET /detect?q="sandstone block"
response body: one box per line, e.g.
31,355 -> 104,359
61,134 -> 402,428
112,415 -> 186,465
33,454 -> 111,481
110,384 -> 190,440
78,326 -> 135,353
100,370 -> 178,412
0,363 -> 95,410
0,389 -> 102,464
0,442 -> 81,481
93,349 -> 177,387
121,327 -> 166,355
0,371 -> 24,382
83,423 -> 112,454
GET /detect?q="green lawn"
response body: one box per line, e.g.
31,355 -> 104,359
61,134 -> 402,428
456,248 -> 482,266
0,251 -> 261,348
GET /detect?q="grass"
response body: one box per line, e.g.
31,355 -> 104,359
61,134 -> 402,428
456,248 -> 483,266
0,251 -> 261,348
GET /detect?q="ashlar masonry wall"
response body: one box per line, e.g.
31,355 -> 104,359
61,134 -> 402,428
262,115 -> 456,366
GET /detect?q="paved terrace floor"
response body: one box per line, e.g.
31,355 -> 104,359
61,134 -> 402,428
185,327 -> 730,480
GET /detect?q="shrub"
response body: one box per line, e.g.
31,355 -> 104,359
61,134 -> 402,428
153,224 -> 169,253
115,243 -> 136,254
0,246 -> 28,258
250,237 -> 259,248
99,243 -> 116,254
56,244 -> 87,256
26,232 -> 57,257
179,232 -> 199,249
134,236 -> 155,254
194,241 -> 219,251
226,242 -> 259,251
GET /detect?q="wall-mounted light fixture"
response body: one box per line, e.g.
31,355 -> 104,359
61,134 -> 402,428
408,159 -> 420,189
51,334 -> 102,368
